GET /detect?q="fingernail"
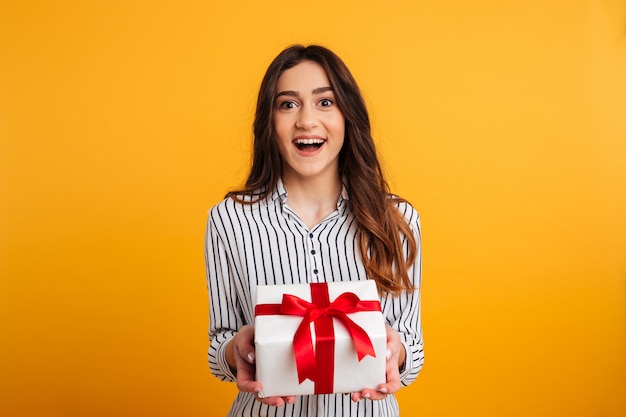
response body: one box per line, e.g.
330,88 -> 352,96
247,352 -> 255,363
363,393 -> 371,399
386,349 -> 392,360
254,387 -> 261,393
379,387 -> 388,394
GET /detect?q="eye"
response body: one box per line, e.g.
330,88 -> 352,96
278,100 -> 297,110
318,98 -> 333,107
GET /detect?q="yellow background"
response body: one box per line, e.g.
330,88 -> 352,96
1,1 -> 625,416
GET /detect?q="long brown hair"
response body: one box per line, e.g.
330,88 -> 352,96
228,44 -> 417,294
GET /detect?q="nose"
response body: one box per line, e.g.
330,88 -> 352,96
295,104 -> 317,130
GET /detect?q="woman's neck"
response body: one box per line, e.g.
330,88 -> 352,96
282,174 -> 343,229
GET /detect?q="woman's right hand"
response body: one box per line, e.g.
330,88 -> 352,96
226,325 -> 296,407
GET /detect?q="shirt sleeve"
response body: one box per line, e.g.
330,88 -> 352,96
384,204 -> 424,386
205,207 -> 241,382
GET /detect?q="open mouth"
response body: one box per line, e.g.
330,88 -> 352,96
294,138 -> 325,151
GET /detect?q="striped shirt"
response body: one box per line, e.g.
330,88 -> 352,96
205,179 -> 424,417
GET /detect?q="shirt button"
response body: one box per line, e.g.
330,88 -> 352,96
309,233 -> 314,239
311,250 -> 316,255
313,269 -> 319,274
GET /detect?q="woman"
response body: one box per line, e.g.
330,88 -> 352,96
205,44 -> 423,417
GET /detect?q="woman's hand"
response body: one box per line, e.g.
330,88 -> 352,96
226,325 -> 296,407
351,325 -> 405,402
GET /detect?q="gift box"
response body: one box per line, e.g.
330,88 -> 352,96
254,280 -> 386,398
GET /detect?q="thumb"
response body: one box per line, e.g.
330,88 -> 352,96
244,350 -> 255,363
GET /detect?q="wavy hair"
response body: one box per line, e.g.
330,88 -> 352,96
228,44 -> 417,295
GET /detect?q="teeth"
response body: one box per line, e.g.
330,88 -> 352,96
295,138 -> 324,144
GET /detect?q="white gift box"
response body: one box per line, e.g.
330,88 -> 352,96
254,280 -> 386,397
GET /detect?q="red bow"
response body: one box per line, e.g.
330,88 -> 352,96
255,282 -> 381,394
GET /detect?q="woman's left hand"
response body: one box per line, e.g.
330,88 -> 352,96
351,325 -> 404,402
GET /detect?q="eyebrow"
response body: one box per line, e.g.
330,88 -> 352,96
275,86 -> 334,99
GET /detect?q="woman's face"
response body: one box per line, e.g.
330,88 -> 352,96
273,60 -> 345,184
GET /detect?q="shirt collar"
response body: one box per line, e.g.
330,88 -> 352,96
270,177 -> 349,209
270,177 -> 288,204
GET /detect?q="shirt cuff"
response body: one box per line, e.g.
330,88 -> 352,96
217,334 -> 237,381
398,339 -> 412,382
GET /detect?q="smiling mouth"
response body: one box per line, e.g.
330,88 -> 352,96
294,138 -> 325,151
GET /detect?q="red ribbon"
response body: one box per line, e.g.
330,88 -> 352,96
255,282 -> 381,394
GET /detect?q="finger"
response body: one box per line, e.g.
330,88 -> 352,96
256,395 -> 285,407
255,391 -> 296,406
234,349 -> 261,393
237,326 -> 257,364
234,350 -> 254,379
381,357 -> 402,395
354,388 -> 390,402
236,370 -> 262,394
374,370 -> 401,398
385,326 -> 400,354
282,396 -> 296,405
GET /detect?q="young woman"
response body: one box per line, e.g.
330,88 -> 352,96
205,44 -> 423,417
